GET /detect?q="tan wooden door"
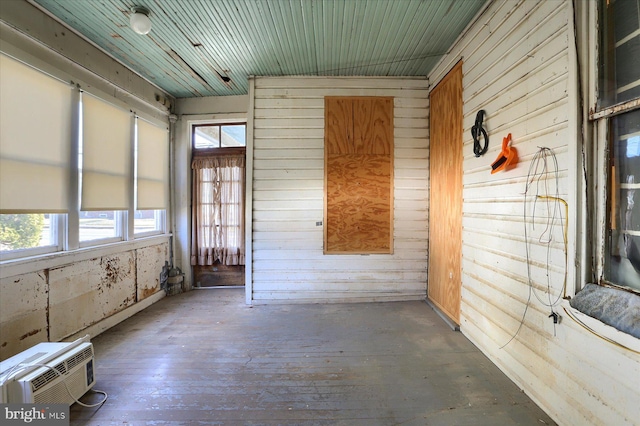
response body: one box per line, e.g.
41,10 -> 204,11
428,61 -> 463,324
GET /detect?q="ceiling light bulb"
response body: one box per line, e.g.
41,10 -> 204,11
130,7 -> 151,35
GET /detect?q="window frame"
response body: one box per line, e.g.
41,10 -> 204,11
0,53 -> 170,263
588,0 -> 640,295
192,122 -> 247,151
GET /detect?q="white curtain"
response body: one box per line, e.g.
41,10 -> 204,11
191,155 -> 245,266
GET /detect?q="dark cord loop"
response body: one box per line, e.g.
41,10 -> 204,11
471,110 -> 489,157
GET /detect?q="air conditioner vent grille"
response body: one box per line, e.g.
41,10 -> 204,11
30,347 -> 93,392
31,369 -> 59,391
54,362 -> 67,375
67,347 -> 93,370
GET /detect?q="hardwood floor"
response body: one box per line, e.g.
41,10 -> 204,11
71,288 -> 556,425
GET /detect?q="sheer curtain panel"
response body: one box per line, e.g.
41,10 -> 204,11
191,155 -> 245,266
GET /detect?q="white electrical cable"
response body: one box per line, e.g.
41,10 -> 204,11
501,147 -> 567,348
524,147 -> 567,309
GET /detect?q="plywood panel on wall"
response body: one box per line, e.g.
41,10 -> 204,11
325,96 -> 393,254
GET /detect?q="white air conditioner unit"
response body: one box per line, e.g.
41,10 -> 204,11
0,336 -> 95,405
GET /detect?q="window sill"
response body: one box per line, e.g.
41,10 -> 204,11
563,284 -> 640,353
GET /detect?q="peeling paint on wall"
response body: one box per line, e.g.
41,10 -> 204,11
0,270 -> 48,359
0,241 -> 170,359
19,329 -> 42,340
49,252 -> 137,341
136,244 -> 169,301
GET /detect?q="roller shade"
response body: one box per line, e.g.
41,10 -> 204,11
81,93 -> 132,210
0,54 -> 72,213
136,118 -> 169,210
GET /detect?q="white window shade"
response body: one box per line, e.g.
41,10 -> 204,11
0,54 -> 72,213
82,93 -> 132,210
137,119 -> 169,210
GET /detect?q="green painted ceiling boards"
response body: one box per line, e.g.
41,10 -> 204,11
32,0 -> 486,98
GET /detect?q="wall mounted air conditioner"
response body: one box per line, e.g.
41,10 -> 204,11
0,336 -> 95,404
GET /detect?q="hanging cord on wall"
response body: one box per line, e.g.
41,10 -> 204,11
501,147 -> 567,348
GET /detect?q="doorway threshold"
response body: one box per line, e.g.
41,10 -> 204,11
194,285 -> 245,289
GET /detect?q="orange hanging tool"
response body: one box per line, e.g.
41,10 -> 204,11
491,133 -> 518,174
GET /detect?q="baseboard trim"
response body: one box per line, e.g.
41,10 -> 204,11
425,299 -> 460,331
65,290 -> 166,342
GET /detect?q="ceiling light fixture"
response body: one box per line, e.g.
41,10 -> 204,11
130,6 -> 152,35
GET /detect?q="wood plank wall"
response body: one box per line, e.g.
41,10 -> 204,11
251,77 -> 428,302
429,1 -> 640,425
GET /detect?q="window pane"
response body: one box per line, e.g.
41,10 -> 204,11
79,210 -> 119,242
598,0 -> 640,108
221,125 -> 246,147
605,109 -> 640,291
194,126 -> 220,149
0,213 -> 56,251
134,209 -> 165,235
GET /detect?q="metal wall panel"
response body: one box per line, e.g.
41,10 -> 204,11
429,1 -> 640,426
251,76 -> 428,302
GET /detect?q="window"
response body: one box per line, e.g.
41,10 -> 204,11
0,214 -> 63,259
134,209 -> 165,236
0,53 -> 169,262
596,0 -> 640,293
134,118 -> 168,236
0,54 -> 73,260
193,124 -> 246,149
605,109 -> 640,291
78,210 -> 122,244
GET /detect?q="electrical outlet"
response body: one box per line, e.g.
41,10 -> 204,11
316,221 -> 323,226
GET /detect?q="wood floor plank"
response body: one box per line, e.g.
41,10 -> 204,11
70,288 -> 556,425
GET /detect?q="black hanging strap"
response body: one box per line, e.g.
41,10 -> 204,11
471,110 -> 489,157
